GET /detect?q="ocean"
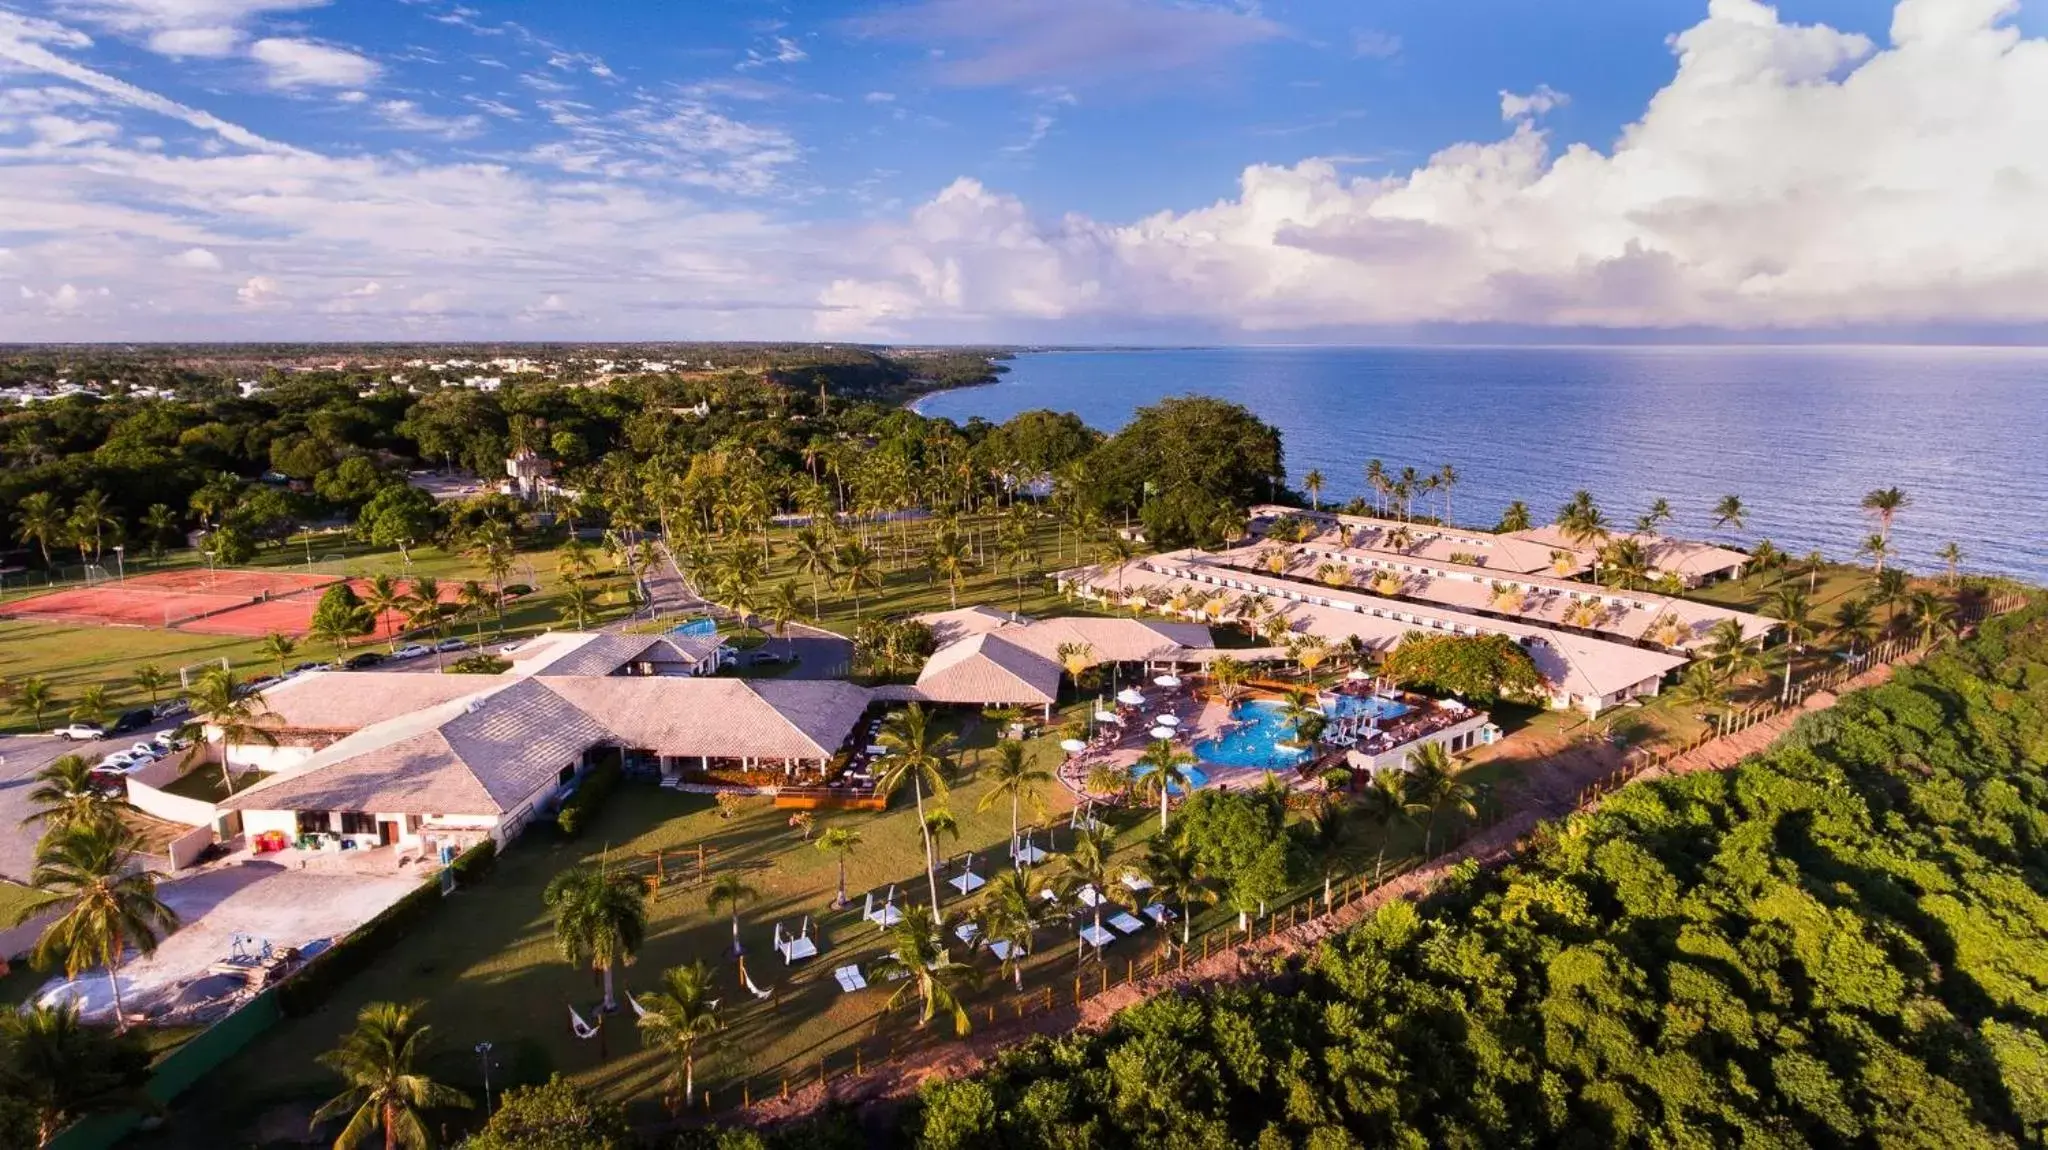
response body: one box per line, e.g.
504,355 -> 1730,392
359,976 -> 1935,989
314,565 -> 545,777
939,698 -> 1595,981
914,346 -> 2048,584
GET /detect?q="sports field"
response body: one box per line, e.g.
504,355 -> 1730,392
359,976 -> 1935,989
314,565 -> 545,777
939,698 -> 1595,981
0,568 -> 335,631
180,576 -> 461,639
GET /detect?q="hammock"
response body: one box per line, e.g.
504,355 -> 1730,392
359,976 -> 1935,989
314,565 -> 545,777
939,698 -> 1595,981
568,1004 -> 601,1039
626,992 -> 649,1020
739,964 -> 774,1000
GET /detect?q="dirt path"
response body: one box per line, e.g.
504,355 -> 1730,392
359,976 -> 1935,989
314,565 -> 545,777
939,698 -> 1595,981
733,648 -> 1931,1128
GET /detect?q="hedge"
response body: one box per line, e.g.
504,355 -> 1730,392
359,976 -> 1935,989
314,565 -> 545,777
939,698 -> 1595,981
555,756 -> 622,838
277,839 -> 496,1016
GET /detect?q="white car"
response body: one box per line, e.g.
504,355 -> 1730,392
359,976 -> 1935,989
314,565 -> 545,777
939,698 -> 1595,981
391,643 -> 432,661
126,742 -> 162,760
434,638 -> 469,653
153,730 -> 187,750
97,751 -> 142,771
53,723 -> 106,741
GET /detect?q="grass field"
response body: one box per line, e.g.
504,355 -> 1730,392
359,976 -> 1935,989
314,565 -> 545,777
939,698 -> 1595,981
147,705 -> 1432,1141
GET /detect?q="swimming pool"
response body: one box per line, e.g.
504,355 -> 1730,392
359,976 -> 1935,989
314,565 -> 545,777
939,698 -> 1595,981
1327,693 -> 1411,723
1193,700 -> 1316,770
1131,760 -> 1212,795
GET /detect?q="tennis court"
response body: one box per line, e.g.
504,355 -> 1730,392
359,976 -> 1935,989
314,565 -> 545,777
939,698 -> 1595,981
0,569 -> 337,631
181,577 -> 461,639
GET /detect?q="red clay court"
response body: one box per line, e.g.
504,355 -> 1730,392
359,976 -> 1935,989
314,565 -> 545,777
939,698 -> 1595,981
0,568 -> 336,631
180,577 -> 462,639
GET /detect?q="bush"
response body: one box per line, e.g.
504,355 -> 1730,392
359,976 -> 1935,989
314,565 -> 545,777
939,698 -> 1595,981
555,756 -> 622,839
447,654 -> 511,675
460,1074 -> 630,1149
277,839 -> 496,1016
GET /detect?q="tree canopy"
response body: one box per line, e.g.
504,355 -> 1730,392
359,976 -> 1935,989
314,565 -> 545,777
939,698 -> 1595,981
1381,632 -> 1544,704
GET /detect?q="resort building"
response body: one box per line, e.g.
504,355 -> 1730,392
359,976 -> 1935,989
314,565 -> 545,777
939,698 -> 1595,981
1500,524 -> 1750,587
1248,505 -> 1587,576
217,632 -> 871,855
1228,541 -> 1776,652
880,607 -> 1216,712
1061,552 -> 1691,716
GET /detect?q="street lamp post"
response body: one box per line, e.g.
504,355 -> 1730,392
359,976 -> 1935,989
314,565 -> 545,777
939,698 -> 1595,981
113,545 -> 125,583
474,1040 -> 493,1117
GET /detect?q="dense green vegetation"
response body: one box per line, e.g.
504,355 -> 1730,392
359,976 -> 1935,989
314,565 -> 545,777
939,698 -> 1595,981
901,602 -> 2048,1148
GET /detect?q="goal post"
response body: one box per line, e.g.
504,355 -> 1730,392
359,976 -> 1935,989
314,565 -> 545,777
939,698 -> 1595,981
178,657 -> 231,690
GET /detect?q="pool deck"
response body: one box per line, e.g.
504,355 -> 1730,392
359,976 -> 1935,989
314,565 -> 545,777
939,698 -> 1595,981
1056,693 -> 1326,800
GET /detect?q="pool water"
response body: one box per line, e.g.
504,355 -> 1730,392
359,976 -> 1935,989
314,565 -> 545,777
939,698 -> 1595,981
1192,695 -> 1415,771
1131,760 -> 1212,795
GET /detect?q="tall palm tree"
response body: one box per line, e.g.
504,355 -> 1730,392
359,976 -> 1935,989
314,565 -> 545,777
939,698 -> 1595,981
0,1002 -> 153,1149
182,666 -> 275,796
1831,597 -> 1879,658
1669,661 -> 1733,730
1357,769 -> 1420,884
970,869 -> 1043,990
1496,500 -> 1532,533
363,574 -> 407,652
1141,830 -> 1214,950
456,580 -> 496,644
1861,487 -> 1909,547
765,581 -> 802,642
405,577 -> 445,646
68,490 -> 117,563
871,906 -> 981,1037
21,754 -> 123,835
816,826 -> 862,909
1402,743 -> 1474,857
925,526 -> 974,609
312,1001 -> 470,1150
1362,459 -> 1387,515
14,490 -> 67,567
977,741 -> 1051,865
1857,533 -> 1895,577
1871,567 -> 1912,628
1938,542 -> 1963,586
1053,642 -> 1094,691
1297,797 -> 1365,909
874,704 -> 959,911
1712,495 -> 1746,533
1303,469 -> 1324,511
921,808 -> 961,896
706,872 -> 758,957
833,540 -> 881,620
1132,739 -> 1201,833
17,676 -> 56,730
1906,590 -> 1957,647
1765,583 -> 1815,648
467,520 -> 516,625
129,664 -> 169,707
635,962 -> 721,1112
556,538 -> 597,582
24,821 -> 179,1034
561,580 -> 597,629
1062,825 -> 1133,948
140,503 -> 178,561
791,526 -> 837,618
1703,618 -> 1758,676
258,632 -> 298,677
543,860 -> 649,1011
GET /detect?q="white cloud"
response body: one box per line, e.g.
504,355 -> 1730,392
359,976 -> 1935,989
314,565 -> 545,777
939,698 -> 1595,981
145,25 -> 240,57
1499,83 -> 1568,121
1351,29 -> 1401,60
738,36 -> 807,71
250,37 -> 378,88
864,90 -> 896,103
816,0 -> 2048,336
376,99 -> 484,139
235,275 -> 283,307
170,246 -> 221,268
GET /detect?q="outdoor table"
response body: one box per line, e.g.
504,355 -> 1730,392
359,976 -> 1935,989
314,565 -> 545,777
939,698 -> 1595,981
949,871 -> 987,895
1078,924 -> 1115,949
1107,912 -> 1146,935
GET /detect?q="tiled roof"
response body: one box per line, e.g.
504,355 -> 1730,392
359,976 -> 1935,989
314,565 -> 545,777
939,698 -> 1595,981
905,633 -> 1062,706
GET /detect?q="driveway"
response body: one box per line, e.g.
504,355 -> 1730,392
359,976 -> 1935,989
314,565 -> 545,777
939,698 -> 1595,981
654,544 -> 855,680
0,725 -> 182,883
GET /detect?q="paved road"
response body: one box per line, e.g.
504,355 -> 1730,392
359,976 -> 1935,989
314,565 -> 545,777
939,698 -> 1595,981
653,544 -> 854,680
0,720 -> 181,882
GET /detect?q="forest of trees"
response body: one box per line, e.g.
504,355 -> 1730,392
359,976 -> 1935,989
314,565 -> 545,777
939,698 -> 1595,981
898,602 -> 2048,1148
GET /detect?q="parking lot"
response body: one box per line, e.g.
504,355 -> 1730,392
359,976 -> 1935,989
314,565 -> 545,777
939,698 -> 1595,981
0,719 -> 185,882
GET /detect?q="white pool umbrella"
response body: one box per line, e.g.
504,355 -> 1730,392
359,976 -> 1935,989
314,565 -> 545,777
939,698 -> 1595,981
1060,738 -> 1088,753
1116,688 -> 1146,706
1152,714 -> 1180,727
1149,726 -> 1176,740
1153,674 -> 1182,688
1094,710 -> 1120,723
1346,669 -> 1371,681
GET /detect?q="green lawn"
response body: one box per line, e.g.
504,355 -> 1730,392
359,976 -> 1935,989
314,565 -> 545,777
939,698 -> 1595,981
153,705 -> 1430,1140
158,765 -> 270,803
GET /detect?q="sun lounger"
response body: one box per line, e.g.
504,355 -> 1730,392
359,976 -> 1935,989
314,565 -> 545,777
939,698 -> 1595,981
833,964 -> 867,992
1107,912 -> 1146,934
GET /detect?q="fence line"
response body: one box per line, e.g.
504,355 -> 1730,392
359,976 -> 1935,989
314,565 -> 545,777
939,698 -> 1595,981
693,592 -> 2034,1120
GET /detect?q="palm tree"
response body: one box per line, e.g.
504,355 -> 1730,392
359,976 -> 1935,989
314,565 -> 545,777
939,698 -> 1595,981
635,962 -> 721,1112
976,741 -> 1050,865
129,664 -> 169,707
765,581 -> 802,643
68,490 -> 117,563
21,754 -> 123,835
0,1002 -> 153,1149
1062,825 -> 1133,948
405,577 -> 445,647
705,872 -> 759,958
467,520 -> 517,625
1871,567 -> 1912,629
1132,739 -> 1200,833
971,869 -> 1043,990
543,860 -> 649,1011
312,1001 -> 470,1150
816,826 -> 862,909
1938,542 -> 1963,586
456,580 -> 496,644
24,821 -> 179,1034
258,632 -> 298,677
921,807 -> 961,897
1142,830 -> 1214,951
363,574 -> 407,652
1303,469 -> 1324,511
68,685 -> 111,730
1598,537 -> 1650,591
1278,686 -> 1326,745
1831,597 -> 1879,658
791,526 -> 837,618
1857,533 -> 1895,577
182,666 -> 275,796
1496,500 -> 1532,533
834,540 -> 881,619
1765,583 -> 1815,647
872,906 -> 981,1036
1054,642 -> 1094,691
1357,769 -> 1419,884
140,503 -> 177,561
561,580 -> 597,629
1669,661 -> 1732,730
557,538 -> 597,582
14,490 -> 66,567
996,512 -> 1038,613
1208,655 -> 1249,704
1861,487 -> 1909,547
1402,742 -> 1474,857
1297,798 -> 1364,909
874,704 -> 959,911
1712,495 -> 1746,533
1906,590 -> 1957,647
17,676 -> 55,730
925,526 -> 974,609
1703,617 -> 1757,675
1645,498 -> 1674,530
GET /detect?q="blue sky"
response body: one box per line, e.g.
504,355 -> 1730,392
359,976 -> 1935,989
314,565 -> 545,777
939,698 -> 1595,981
1,0 -> 2044,340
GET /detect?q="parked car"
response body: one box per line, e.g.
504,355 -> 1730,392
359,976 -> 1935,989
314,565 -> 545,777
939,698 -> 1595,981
750,650 -> 792,666
289,661 -> 326,676
498,640 -> 525,654
110,707 -> 154,735
126,741 -> 162,760
153,699 -> 190,720
53,723 -> 106,741
343,652 -> 385,670
97,751 -> 140,771
153,730 -> 188,750
244,675 -> 284,694
434,638 -> 469,653
391,643 -> 432,661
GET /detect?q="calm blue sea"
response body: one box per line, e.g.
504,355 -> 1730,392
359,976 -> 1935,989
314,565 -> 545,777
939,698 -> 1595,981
915,347 -> 2048,584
